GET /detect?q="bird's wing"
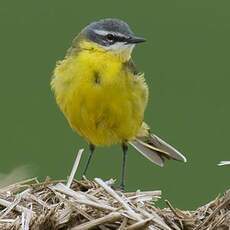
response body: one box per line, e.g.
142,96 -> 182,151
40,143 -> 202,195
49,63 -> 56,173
65,34 -> 82,57
124,59 -> 139,75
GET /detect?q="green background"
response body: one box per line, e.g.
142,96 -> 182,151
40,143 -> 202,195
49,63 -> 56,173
0,0 -> 229,209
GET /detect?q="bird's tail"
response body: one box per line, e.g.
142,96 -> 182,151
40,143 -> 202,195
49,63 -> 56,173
129,123 -> 187,167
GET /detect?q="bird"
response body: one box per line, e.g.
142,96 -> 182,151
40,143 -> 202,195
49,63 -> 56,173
51,18 -> 187,190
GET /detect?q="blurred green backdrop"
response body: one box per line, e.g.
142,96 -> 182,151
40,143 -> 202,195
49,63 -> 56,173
0,0 -> 229,209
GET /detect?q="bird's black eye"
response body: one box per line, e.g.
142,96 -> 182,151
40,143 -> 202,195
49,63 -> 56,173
106,33 -> 115,41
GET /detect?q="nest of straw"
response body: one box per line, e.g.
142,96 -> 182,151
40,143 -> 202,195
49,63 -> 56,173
0,150 -> 229,230
0,177 -> 229,230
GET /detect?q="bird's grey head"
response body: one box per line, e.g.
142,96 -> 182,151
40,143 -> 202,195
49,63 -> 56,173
81,18 -> 145,55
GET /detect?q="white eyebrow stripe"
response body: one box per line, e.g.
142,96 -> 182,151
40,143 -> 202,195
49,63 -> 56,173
93,29 -> 127,38
93,29 -> 108,36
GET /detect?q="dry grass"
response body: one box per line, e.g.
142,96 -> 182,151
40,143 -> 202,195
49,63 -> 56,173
0,150 -> 229,229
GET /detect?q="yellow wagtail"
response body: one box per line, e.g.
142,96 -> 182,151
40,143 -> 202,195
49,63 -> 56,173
51,18 -> 186,190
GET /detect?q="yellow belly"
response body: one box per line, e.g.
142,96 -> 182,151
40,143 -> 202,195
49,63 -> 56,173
51,50 -> 148,146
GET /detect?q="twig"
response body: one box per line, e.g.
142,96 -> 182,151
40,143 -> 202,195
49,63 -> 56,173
71,212 -> 121,230
194,197 -> 230,230
210,212 -> 229,229
95,178 -> 142,221
66,148 -> 84,188
165,200 -> 184,219
118,217 -> 127,230
126,217 -> 152,230
125,190 -> 161,197
137,207 -> 172,230
0,198 -> 34,216
21,209 -> 32,230
51,183 -> 116,211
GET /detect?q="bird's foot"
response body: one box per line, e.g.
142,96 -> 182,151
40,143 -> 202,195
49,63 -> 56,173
118,183 -> 125,192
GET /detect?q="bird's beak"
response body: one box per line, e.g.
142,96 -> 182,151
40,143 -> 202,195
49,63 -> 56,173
126,36 -> 146,44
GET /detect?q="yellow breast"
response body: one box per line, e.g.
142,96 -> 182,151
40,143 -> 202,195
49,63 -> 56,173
51,46 -> 148,146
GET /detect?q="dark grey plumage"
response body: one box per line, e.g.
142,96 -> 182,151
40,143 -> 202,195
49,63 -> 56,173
82,18 -> 145,47
84,18 -> 134,37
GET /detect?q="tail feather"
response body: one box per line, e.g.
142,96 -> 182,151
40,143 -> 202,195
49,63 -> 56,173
129,133 -> 187,166
149,134 -> 187,162
129,139 -> 164,167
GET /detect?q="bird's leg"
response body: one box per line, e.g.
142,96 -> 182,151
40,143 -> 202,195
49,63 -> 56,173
120,142 -> 128,191
82,143 -> 95,177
